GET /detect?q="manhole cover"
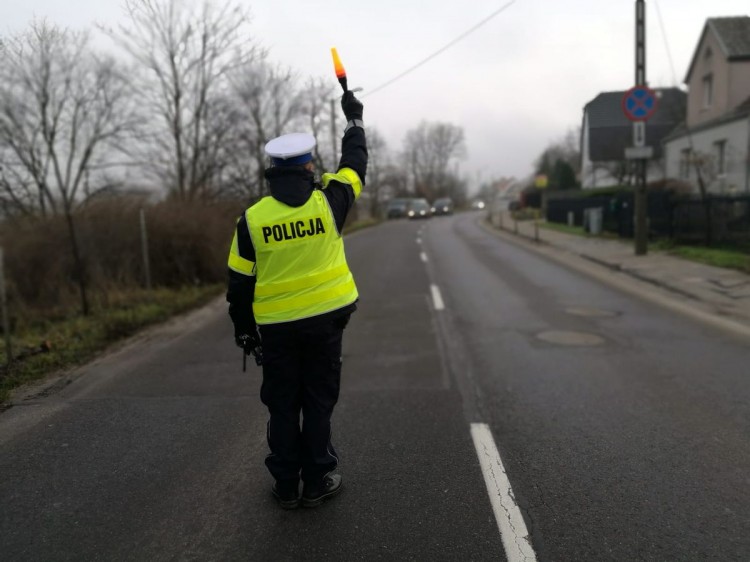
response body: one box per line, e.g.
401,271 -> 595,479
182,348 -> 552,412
565,307 -> 619,318
536,330 -> 605,346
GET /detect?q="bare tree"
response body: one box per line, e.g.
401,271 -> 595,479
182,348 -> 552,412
601,161 -> 634,187
298,77 -> 336,172
0,21 -> 136,315
535,127 -> 582,177
381,163 -> 411,200
0,163 -> 38,217
690,149 -> 721,246
365,128 -> 388,216
109,0 -> 260,200
226,59 -> 302,199
403,121 -> 466,201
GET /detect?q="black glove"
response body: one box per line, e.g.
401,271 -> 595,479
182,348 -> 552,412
341,90 -> 363,122
235,330 -> 261,355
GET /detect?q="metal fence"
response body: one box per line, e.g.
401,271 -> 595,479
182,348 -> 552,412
670,196 -> 750,245
545,191 -> 750,245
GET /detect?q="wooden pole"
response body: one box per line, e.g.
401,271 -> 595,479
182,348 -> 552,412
0,247 -> 12,368
634,0 -> 648,255
140,209 -> 152,291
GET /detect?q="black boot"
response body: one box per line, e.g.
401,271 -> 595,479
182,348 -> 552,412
272,479 -> 300,510
302,474 -> 342,508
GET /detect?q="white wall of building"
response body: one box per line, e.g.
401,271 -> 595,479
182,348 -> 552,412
664,116 -> 750,194
581,160 -> 666,190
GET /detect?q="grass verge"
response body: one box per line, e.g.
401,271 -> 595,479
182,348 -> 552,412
0,284 -> 223,404
539,221 -> 586,236
651,241 -> 750,273
540,221 -> 622,239
539,222 -> 750,273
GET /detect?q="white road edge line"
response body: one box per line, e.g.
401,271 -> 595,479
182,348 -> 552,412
420,252 -> 428,263
470,423 -> 538,562
430,284 -> 445,311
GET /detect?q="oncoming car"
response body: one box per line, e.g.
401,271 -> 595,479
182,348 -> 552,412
432,197 -> 454,216
386,198 -> 410,219
407,198 -> 432,219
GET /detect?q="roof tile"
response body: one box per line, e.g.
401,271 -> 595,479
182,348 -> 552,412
709,16 -> 750,58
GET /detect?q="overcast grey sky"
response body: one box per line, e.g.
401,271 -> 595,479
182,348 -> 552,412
4,0 -> 749,185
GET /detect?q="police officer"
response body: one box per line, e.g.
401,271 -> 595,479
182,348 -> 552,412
226,90 -> 366,509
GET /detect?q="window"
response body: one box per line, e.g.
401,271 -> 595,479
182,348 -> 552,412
702,75 -> 713,108
714,140 -> 726,176
679,149 -> 691,179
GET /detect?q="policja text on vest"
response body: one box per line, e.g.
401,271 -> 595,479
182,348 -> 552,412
261,217 -> 326,244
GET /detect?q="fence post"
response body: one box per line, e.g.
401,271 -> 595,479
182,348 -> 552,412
0,247 -> 11,369
140,208 -> 152,291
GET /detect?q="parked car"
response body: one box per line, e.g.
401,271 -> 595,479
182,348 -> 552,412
407,198 -> 432,219
432,197 -> 454,216
386,198 -> 410,219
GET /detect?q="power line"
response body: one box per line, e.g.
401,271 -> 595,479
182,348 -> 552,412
653,0 -> 679,86
652,0 -> 707,200
363,0 -> 519,97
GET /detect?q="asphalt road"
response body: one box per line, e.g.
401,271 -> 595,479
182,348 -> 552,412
1,212 -> 749,561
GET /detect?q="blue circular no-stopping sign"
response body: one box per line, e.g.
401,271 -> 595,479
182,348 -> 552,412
622,86 -> 658,121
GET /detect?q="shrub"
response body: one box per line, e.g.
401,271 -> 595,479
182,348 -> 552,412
0,196 -> 245,326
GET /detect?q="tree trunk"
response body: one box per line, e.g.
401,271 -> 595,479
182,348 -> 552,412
703,194 -> 712,247
695,168 -> 712,246
64,208 -> 90,316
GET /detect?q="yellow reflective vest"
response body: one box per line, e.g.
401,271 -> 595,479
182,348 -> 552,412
246,188 -> 358,325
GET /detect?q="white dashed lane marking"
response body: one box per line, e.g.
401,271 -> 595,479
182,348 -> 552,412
430,284 -> 445,311
420,252 -> 428,263
470,423 -> 538,562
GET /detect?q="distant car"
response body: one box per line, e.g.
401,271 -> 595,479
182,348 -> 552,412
432,197 -> 454,216
407,198 -> 432,219
470,199 -> 486,211
386,198 -> 410,219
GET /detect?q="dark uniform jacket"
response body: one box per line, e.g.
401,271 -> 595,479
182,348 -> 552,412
227,126 -> 367,335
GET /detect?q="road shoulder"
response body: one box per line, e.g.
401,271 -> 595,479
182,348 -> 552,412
478,217 -> 750,341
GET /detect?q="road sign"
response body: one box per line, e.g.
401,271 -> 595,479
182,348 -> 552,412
625,146 -> 654,160
622,86 -> 658,121
633,121 -> 646,147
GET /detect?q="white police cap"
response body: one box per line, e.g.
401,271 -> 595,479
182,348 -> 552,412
264,132 -> 316,164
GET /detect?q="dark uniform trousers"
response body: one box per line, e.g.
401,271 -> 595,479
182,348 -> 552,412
259,316 -> 347,485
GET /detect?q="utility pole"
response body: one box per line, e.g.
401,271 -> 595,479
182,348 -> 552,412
634,0 -> 648,255
140,208 -> 152,291
0,247 -> 11,368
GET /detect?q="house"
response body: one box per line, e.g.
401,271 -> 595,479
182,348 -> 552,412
663,16 -> 750,194
580,88 -> 686,188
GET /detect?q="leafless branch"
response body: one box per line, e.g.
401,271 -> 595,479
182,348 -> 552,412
106,0 -> 262,201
